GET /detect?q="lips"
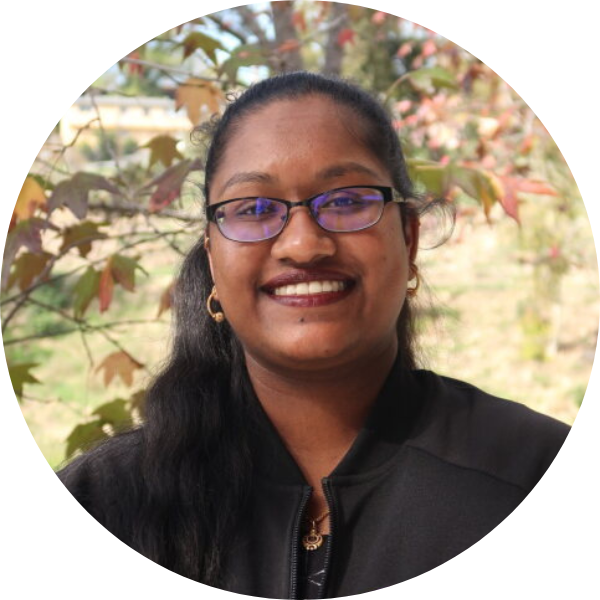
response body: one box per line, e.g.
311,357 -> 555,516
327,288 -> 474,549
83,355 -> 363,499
261,269 -> 356,307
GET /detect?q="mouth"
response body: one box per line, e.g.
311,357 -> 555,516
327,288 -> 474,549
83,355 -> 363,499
261,271 -> 356,307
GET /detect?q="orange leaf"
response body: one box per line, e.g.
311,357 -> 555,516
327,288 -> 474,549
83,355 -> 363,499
276,39 -> 301,54
157,280 -> 176,317
14,177 -> 47,224
96,351 -> 144,387
99,260 -> 114,312
292,11 -> 307,32
175,78 -> 223,125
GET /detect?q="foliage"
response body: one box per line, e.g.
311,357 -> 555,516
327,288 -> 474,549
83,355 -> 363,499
2,2 -> 583,464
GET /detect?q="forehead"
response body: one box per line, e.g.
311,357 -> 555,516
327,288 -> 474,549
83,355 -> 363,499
210,96 -> 390,200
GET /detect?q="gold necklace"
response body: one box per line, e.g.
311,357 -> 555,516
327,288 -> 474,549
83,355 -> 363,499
302,509 -> 330,551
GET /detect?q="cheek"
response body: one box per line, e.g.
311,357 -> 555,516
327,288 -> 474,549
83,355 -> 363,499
209,242 -> 263,305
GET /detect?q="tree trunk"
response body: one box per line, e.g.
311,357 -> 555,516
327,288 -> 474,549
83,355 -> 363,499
323,2 -> 349,76
271,1 -> 303,72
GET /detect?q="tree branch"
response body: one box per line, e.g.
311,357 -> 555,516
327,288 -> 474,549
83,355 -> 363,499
4,318 -> 166,346
205,14 -> 248,44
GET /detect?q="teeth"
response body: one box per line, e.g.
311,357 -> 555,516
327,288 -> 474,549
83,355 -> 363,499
273,280 -> 348,296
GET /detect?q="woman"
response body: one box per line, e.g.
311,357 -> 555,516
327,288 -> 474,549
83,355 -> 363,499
58,72 -> 569,599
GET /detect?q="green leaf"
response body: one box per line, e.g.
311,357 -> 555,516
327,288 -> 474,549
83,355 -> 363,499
48,173 -> 120,219
65,420 -> 109,458
130,389 -> 147,418
449,165 -> 481,199
6,251 -> 54,291
60,221 -> 108,257
144,135 -> 183,169
110,254 -> 147,291
406,159 -> 448,196
407,67 -> 459,93
27,172 -> 55,191
180,31 -> 224,63
8,362 -> 40,401
73,266 -> 101,318
92,399 -> 131,425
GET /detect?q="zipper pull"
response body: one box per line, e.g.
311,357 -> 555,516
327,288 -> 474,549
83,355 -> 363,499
302,519 -> 324,551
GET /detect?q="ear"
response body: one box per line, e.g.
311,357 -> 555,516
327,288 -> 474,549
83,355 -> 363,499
204,235 -> 216,284
404,216 -> 420,267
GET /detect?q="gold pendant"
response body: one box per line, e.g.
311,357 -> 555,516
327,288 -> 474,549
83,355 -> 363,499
302,527 -> 323,551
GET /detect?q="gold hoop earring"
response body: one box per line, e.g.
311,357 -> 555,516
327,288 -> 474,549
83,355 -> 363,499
207,286 -> 224,322
406,264 -> 420,297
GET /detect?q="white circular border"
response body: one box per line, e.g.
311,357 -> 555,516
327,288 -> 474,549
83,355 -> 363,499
1,1 -> 598,598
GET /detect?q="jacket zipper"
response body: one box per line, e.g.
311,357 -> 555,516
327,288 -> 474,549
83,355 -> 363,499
289,486 -> 312,600
318,479 -> 336,600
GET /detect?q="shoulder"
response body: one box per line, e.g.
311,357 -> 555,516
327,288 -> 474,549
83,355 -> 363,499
406,370 -> 571,492
56,428 -> 144,525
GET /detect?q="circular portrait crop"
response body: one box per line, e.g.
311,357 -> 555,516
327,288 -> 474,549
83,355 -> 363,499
2,2 -> 598,598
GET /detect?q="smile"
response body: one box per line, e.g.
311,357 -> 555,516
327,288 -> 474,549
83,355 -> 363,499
273,281 -> 348,296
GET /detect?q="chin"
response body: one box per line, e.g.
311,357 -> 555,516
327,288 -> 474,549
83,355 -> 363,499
273,336 -> 363,370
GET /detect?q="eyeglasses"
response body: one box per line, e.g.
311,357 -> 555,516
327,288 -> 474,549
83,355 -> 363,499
206,185 -> 406,242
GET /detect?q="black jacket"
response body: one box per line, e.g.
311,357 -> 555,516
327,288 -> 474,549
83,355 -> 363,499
58,365 -> 569,598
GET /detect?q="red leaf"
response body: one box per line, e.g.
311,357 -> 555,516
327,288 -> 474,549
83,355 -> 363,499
337,28 -> 355,47
422,39 -> 436,58
2,218 -> 56,291
147,160 -> 193,212
397,42 -> 412,58
371,11 -> 387,25
498,177 -> 558,224
127,50 -> 144,75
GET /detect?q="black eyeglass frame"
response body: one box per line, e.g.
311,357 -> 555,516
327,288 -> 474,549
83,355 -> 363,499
205,185 -> 407,242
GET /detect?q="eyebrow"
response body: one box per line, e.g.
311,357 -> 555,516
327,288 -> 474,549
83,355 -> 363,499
315,161 -> 381,181
217,171 -> 278,198
216,161 -> 382,199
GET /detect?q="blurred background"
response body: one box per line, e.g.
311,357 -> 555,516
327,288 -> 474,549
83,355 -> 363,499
3,1 -> 597,470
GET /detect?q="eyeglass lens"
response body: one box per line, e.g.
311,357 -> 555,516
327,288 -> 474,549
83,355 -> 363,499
214,187 -> 386,242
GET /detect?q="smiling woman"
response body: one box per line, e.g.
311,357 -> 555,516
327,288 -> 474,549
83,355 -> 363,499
57,72 -> 570,599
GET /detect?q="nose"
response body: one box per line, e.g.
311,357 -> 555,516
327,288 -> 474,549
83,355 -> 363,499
270,207 -> 336,264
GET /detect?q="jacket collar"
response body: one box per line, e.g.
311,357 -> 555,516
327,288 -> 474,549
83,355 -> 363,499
249,355 -> 424,485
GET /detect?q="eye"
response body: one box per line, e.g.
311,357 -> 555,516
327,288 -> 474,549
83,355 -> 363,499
320,190 -> 367,210
234,198 -> 279,218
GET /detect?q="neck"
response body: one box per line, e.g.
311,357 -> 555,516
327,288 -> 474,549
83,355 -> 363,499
245,341 -> 398,489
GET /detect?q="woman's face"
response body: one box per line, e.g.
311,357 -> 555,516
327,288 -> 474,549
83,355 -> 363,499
206,96 -> 418,374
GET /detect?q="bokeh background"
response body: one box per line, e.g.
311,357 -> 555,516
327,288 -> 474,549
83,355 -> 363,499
3,1 -> 598,470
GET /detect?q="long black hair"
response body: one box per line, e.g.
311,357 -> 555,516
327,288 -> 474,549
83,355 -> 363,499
135,72 -> 431,585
